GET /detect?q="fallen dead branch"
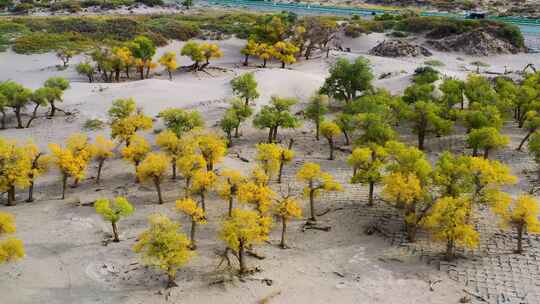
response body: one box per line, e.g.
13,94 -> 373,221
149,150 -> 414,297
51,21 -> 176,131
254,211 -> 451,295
429,279 -> 442,291
302,221 -> 331,232
462,289 -> 487,302
258,290 -> 281,304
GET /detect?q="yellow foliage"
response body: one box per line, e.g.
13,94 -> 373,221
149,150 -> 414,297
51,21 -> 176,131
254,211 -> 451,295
251,166 -> 270,186
111,114 -> 153,144
494,194 -> 540,233
49,133 -> 95,182
255,143 -> 281,178
296,162 -> 342,198
194,131 -> 227,170
158,52 -> 177,73
177,153 -> 207,181
191,170 -> 217,194
237,181 -> 276,214
216,169 -> 246,200
0,138 -> 32,194
200,43 -> 223,62
175,198 -> 207,224
219,208 -> 272,253
137,152 -> 170,183
382,172 -> 423,207
121,135 -> 151,165
423,196 -> 479,252
93,135 -> 115,161
133,214 -> 194,281
275,197 -> 303,220
156,130 -> 183,161
0,212 -> 24,264
469,157 -> 517,206
320,121 -> 341,139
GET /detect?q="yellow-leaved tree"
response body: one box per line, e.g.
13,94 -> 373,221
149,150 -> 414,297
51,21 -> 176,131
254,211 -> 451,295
194,131 -> 227,171
108,99 -> 152,146
200,43 -> 223,69
296,162 -> 342,222
49,133 -> 95,199
25,141 -> 50,203
277,144 -> 295,184
216,169 -> 247,217
469,157 -> 517,207
272,41 -> 299,69
137,153 -> 170,204
255,143 -> 281,181
0,212 -> 25,264
121,134 -> 151,182
156,130 -> 184,180
133,214 -> 194,288
348,145 -> 387,206
493,194 -> 540,254
274,195 -> 302,249
320,120 -> 341,160
190,170 -> 217,212
237,181 -> 276,215
176,198 -> 206,249
422,196 -> 479,260
383,140 -> 433,242
93,135 -> 115,184
0,138 -> 31,206
177,153 -> 207,198
95,197 -> 135,242
158,52 -> 177,80
219,208 -> 272,275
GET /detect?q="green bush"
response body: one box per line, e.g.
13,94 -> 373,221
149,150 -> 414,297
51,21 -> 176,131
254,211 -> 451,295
13,32 -> 91,54
145,18 -> 200,41
424,60 -> 445,67
413,66 -> 440,84
11,2 -> 33,13
136,0 -> 163,6
83,119 -> 105,131
50,1 -> 82,13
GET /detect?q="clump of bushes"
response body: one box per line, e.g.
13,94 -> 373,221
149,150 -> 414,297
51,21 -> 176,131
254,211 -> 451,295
413,66 -> 440,84
13,32 -> 91,54
145,18 -> 201,41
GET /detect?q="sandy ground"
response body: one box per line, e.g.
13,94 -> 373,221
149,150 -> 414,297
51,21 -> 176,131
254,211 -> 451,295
1,32 -> 539,304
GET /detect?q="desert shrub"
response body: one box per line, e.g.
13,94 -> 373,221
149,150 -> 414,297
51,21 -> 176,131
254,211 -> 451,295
388,31 -> 407,37
0,0 -> 13,9
145,18 -> 200,41
413,66 -> 440,84
50,0 -> 82,13
136,0 -> 163,6
424,60 -> 445,67
11,2 -> 33,13
344,24 -> 367,38
99,18 -> 144,41
47,18 -> 101,34
83,119 -> 105,131
13,32 -> 91,54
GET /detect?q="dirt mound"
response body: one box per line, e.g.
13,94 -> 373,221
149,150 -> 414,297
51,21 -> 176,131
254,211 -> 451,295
427,30 -> 523,56
369,40 -> 433,57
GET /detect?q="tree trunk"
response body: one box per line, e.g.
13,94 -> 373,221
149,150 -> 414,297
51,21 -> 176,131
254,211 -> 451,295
281,61 -> 286,69
185,177 -> 191,198
228,196 -> 234,217
125,66 -> 130,79
190,220 -> 197,250
154,178 -> 163,204
516,224 -> 524,254
167,270 -> 177,288
168,70 -> 172,81
145,65 -> 151,79
406,222 -> 417,242
243,54 -> 249,66
171,161 -> 177,180
418,131 -> 425,151
7,186 -> 16,206
328,138 -> 334,160
200,192 -> 206,213
88,74 -> 93,83
61,174 -> 68,200
263,59 -> 267,68
309,188 -> 316,222
472,147 -> 478,157
238,241 -> 246,275
267,128 -> 273,143
234,126 -> 240,138
50,101 -> 57,117
26,103 -> 40,128
139,67 -> 144,80
272,126 -> 279,142
368,181 -> 374,207
342,130 -> 350,145
278,162 -> 284,184
26,181 -> 34,203
483,148 -> 490,159
14,108 -> 23,128
0,110 -> 6,129
518,132 -> 532,151
96,159 -> 105,184
445,239 -> 455,261
315,120 -> 320,141
280,216 -> 287,249
112,221 -> 119,242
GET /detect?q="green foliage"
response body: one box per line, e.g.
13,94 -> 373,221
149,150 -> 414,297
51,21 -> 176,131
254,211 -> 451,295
230,73 -> 259,105
13,32 -> 92,54
467,127 -> 509,158
403,83 -> 434,104
439,78 -> 464,109
413,66 -> 439,84
83,118 -> 105,131
424,60 -> 445,67
158,108 -> 204,138
320,57 -> 373,103
407,101 -> 452,150
463,104 -> 503,131
253,96 -> 301,143
305,94 -> 329,140
145,18 -> 200,41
